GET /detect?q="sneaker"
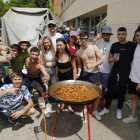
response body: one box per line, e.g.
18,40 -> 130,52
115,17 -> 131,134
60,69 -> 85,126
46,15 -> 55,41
125,100 -> 131,109
43,107 -> 51,118
80,109 -> 87,117
122,115 -> 137,123
92,110 -> 101,121
8,118 -> 22,126
99,108 -> 109,116
117,109 -> 122,119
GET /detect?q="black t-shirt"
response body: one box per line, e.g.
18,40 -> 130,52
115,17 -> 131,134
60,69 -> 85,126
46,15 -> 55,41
110,41 -> 137,76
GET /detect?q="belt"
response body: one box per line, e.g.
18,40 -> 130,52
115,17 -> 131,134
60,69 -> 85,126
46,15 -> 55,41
46,65 -> 56,68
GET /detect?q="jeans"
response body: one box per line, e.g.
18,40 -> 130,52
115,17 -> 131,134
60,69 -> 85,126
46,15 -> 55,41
105,73 -> 129,109
40,67 -> 57,108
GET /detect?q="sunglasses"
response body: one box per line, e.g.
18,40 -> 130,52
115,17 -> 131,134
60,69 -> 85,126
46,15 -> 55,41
48,24 -> 56,28
12,49 -> 19,54
70,36 -> 77,39
80,38 -> 88,41
56,38 -> 65,42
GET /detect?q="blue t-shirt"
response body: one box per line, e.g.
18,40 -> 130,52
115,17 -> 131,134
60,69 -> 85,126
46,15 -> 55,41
63,34 -> 69,41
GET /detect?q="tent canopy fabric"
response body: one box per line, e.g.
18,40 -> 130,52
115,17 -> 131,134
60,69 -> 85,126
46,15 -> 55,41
2,7 -> 63,46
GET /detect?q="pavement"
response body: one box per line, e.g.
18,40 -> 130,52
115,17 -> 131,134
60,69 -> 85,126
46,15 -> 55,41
0,95 -> 140,140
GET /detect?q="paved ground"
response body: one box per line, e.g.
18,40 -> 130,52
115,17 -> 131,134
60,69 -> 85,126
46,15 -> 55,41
0,95 -> 140,140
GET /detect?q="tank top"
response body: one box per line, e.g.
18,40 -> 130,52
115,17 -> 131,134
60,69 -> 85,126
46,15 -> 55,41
45,50 -> 56,66
56,54 -> 72,69
68,44 -> 77,54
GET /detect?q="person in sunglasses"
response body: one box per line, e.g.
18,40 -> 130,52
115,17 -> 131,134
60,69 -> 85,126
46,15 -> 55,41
75,30 -> 104,121
67,31 -> 79,54
92,26 -> 114,108
0,44 -> 21,87
4,38 -> 31,84
46,20 -> 64,49
55,38 -> 77,114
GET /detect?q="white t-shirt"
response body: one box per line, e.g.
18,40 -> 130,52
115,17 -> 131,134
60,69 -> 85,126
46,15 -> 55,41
46,33 -> 62,50
129,44 -> 140,83
95,39 -> 113,73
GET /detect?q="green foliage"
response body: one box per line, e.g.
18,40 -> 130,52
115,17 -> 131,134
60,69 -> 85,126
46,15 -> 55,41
0,0 -> 56,28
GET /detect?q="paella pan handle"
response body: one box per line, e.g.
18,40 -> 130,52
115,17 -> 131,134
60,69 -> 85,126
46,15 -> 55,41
42,92 -> 51,98
95,82 -> 103,87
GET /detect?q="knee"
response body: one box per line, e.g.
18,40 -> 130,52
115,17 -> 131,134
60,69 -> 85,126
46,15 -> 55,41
131,94 -> 138,100
29,108 -> 36,115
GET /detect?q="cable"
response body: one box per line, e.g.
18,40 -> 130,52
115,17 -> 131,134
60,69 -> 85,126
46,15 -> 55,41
41,106 -> 47,140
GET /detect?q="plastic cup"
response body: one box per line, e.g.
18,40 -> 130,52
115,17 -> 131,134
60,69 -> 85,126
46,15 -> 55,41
98,35 -> 102,40
4,66 -> 9,73
114,53 -> 120,61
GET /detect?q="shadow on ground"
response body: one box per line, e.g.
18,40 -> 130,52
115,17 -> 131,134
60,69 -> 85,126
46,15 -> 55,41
39,110 -> 83,138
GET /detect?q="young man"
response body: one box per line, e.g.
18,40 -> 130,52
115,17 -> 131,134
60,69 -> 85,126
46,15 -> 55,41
46,20 -> 63,50
0,73 -> 36,126
99,27 -> 137,119
92,26 -> 114,108
122,28 -> 140,123
75,31 -> 104,121
4,38 -> 31,84
23,47 -> 50,97
63,27 -> 70,41
0,44 -> 21,87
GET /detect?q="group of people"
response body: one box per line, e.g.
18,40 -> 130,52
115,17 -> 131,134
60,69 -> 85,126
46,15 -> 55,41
0,19 -> 140,131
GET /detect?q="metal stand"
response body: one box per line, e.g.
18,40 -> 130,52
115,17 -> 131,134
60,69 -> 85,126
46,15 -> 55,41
51,103 -> 91,140
51,103 -> 62,139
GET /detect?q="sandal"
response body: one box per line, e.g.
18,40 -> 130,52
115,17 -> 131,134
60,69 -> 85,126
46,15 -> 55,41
68,108 -> 75,114
56,106 -> 65,114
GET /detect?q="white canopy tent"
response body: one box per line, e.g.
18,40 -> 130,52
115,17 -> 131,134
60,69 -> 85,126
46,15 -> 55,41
2,7 -> 63,46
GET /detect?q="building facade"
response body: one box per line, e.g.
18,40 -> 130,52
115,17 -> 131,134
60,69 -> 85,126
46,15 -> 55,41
51,0 -> 61,20
60,0 -> 140,42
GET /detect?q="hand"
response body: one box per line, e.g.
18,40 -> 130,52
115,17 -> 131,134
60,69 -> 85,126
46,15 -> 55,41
11,111 -> 23,119
0,46 -> 11,52
42,77 -> 49,85
56,76 -> 59,81
7,69 -> 13,75
110,57 -> 118,62
94,33 -> 102,41
86,62 -> 94,69
136,83 -> 140,91
75,73 -> 80,79
0,55 -> 10,62
6,88 -> 20,95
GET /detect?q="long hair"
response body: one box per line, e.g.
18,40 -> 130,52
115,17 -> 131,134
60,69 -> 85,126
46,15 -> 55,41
41,36 -> 56,65
56,38 -> 75,60
67,35 -> 79,50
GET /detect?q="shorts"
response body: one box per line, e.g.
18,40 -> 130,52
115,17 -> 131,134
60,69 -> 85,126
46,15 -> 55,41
58,69 -> 73,81
99,72 -> 110,88
23,76 -> 45,96
128,78 -> 140,98
82,71 -> 101,84
0,105 -> 25,120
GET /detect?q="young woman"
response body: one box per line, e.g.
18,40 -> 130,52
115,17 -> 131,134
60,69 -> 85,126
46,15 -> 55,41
56,38 -> 77,114
67,31 -> 79,54
40,36 -> 57,118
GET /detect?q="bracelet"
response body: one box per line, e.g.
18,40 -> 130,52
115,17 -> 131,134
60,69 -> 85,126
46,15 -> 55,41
92,64 -> 94,68
94,39 -> 97,42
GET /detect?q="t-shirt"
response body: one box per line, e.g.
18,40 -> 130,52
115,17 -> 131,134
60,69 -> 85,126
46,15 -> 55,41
0,84 -> 32,112
63,34 -> 69,41
110,41 -> 136,75
129,44 -> 140,83
95,39 -> 114,73
46,33 -> 62,50
12,51 -> 29,72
